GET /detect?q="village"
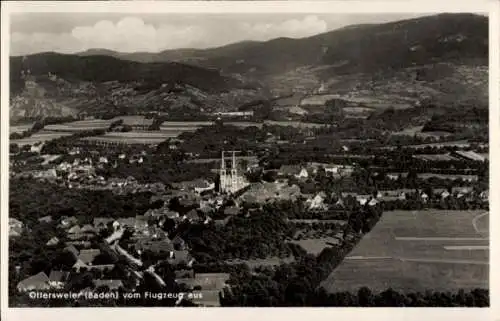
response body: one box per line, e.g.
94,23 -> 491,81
9,125 -> 490,306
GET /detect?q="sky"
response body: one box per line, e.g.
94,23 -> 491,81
10,12 -> 433,55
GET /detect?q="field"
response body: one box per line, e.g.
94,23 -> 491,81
417,173 -> 478,181
81,131 -> 170,145
391,126 -> 452,139
380,140 -> 479,151
45,116 -> 154,132
300,94 -> 345,106
407,140 -> 473,149
342,107 -> 376,114
289,237 -> 342,255
413,154 -> 458,162
321,210 -> 489,292
45,119 -> 114,132
11,130 -> 74,146
225,256 -> 295,269
10,123 -> 34,134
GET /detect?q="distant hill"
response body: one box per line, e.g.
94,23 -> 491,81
9,53 -> 267,120
78,13 -> 488,76
10,52 -> 249,94
10,13 -> 488,121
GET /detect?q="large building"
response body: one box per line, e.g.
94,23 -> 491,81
219,151 -> 249,194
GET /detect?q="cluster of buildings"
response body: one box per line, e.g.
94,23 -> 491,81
278,162 -> 355,180
15,204 -> 233,306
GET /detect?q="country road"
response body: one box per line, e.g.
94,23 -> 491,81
472,212 -> 489,234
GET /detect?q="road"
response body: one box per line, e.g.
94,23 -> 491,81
472,211 -> 489,234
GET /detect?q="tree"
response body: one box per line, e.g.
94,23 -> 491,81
10,143 -> 20,154
263,170 -> 277,183
357,286 -> 374,307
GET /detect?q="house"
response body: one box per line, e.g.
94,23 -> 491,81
295,168 -> 309,179
64,245 -> 80,259
48,270 -> 70,289
144,225 -> 167,239
77,249 -> 101,266
73,259 -> 89,272
60,216 -> 78,229
68,225 -> 82,234
38,215 -> 53,223
355,195 -> 371,206
46,237 -> 60,246
307,192 -> 327,210
204,216 -> 213,225
17,272 -> 51,292
9,218 -> 24,237
93,279 -> 124,291
480,190 -> 489,202
135,239 -> 174,255
134,215 -> 149,231
441,190 -> 451,199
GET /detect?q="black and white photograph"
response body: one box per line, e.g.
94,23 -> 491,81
0,0 -> 498,317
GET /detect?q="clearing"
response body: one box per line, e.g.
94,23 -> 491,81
321,210 -> 489,292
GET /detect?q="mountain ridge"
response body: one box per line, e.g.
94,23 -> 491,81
9,13 -> 488,121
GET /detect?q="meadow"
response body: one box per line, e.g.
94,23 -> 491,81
416,173 -> 479,181
321,210 -> 489,292
10,123 -> 34,134
81,131 -> 170,145
225,256 -> 295,269
11,130 -> 74,146
391,125 -> 452,139
289,237 -> 342,255
413,154 -> 459,162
